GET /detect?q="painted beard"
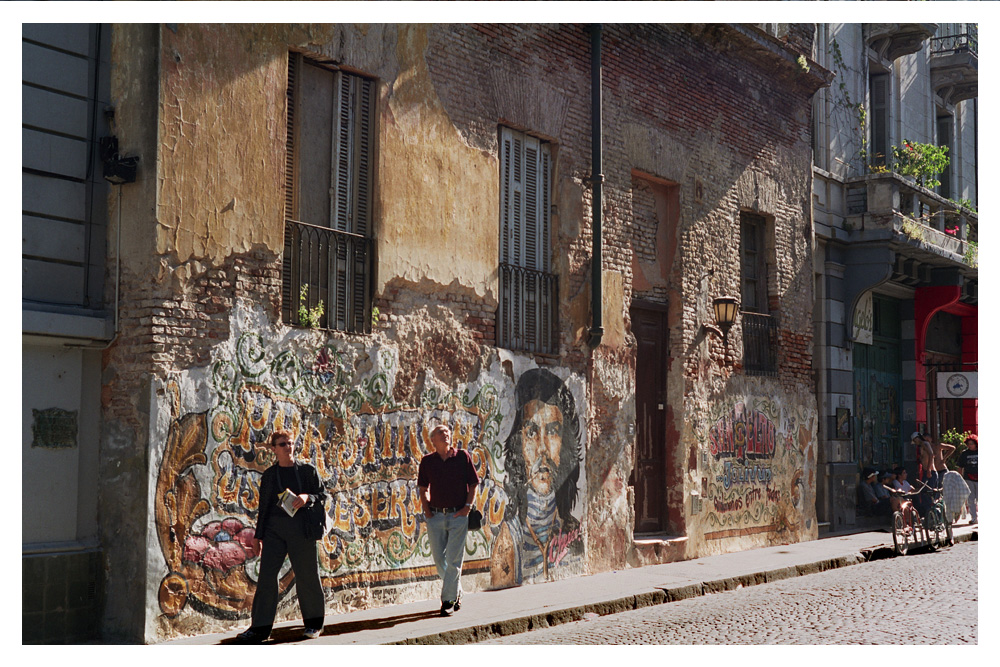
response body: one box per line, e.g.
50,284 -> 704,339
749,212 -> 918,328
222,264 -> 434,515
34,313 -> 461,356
528,454 -> 559,495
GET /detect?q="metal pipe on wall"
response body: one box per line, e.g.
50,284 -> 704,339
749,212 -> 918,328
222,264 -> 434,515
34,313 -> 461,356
588,24 -> 604,348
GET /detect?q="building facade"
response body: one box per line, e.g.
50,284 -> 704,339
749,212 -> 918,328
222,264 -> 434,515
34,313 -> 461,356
22,24 -> 112,644
810,23 -> 978,531
24,23 -> 828,643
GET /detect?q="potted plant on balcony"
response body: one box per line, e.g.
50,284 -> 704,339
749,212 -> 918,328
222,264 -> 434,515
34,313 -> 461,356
890,139 -> 950,189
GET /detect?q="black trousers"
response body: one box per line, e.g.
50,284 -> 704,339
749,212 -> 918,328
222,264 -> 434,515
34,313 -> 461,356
250,512 -> 325,631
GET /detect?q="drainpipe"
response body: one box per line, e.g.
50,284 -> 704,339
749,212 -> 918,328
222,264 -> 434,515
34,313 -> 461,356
588,23 -> 604,348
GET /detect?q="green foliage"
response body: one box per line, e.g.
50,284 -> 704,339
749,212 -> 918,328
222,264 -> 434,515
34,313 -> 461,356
371,305 -> 381,330
941,428 -> 975,471
890,140 -> 950,189
964,240 -> 978,268
950,198 -> 977,215
901,219 -> 926,243
298,285 -> 325,329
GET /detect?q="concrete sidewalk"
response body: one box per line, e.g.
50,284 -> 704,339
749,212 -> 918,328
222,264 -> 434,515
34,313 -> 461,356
162,523 -> 977,645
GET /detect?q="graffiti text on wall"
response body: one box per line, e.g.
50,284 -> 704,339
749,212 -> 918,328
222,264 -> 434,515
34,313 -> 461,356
700,396 -> 814,539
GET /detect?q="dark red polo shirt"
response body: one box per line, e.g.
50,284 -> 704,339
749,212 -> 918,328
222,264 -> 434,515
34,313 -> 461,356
417,448 -> 479,509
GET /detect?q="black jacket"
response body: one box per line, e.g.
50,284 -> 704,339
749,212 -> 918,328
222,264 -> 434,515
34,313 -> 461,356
254,462 -> 327,540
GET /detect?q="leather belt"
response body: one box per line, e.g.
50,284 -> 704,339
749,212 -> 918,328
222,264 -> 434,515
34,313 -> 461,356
431,506 -> 462,514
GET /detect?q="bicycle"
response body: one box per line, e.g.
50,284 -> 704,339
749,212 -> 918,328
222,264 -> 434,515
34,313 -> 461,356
919,480 -> 954,549
889,479 -> 954,555
888,487 -> 924,556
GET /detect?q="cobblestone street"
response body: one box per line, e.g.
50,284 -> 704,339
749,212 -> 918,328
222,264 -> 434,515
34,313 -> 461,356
480,541 -> 978,644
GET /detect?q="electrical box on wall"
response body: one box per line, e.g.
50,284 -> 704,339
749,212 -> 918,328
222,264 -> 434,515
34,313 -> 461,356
690,490 -> 702,514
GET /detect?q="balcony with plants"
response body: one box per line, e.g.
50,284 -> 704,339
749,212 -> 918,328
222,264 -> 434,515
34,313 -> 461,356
843,139 -> 977,270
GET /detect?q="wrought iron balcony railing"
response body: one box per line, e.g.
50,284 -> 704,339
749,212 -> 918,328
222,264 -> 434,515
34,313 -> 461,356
742,311 -> 778,377
498,262 -> 558,355
282,220 -> 374,333
931,25 -> 978,57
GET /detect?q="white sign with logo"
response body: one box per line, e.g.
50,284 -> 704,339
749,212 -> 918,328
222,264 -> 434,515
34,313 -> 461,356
937,372 -> 978,399
852,291 -> 873,345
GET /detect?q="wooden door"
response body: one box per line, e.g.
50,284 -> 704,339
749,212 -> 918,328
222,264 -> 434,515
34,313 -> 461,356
631,304 -> 669,533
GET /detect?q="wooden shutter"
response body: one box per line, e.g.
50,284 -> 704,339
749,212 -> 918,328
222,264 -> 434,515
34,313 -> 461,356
330,70 -> 375,330
740,213 -> 766,314
499,127 -> 553,351
282,53 -> 300,324
870,73 -> 889,166
500,127 -> 550,270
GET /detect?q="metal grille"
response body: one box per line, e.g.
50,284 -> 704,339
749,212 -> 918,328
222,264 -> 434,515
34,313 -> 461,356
282,220 -> 373,334
498,262 -> 558,354
742,312 -> 778,376
932,24 -> 978,56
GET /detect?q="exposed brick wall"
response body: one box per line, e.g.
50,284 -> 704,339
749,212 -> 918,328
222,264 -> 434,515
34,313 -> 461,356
425,23 -> 820,559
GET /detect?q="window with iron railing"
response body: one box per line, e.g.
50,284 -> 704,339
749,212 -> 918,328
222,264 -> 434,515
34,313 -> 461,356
498,127 -> 558,354
742,312 -> 779,377
740,212 -> 778,376
498,263 -> 558,354
281,53 -> 375,333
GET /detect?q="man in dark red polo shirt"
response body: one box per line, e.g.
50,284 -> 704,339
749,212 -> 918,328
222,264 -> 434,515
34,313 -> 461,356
418,423 -> 480,616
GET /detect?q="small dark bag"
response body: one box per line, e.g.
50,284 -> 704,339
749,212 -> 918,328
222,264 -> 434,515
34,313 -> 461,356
467,507 -> 483,531
293,465 -> 329,541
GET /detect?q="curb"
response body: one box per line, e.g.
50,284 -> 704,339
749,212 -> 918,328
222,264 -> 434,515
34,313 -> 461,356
389,531 -> 976,645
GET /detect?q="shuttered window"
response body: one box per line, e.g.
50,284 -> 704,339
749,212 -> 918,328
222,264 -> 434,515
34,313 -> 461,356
870,73 -> 889,167
498,127 -> 557,354
282,53 -> 375,332
740,212 -> 777,376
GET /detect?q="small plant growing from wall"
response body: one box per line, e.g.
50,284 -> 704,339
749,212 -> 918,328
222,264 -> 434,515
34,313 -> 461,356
964,240 -> 978,268
901,219 -> 926,243
951,198 -> 977,215
298,285 -> 325,329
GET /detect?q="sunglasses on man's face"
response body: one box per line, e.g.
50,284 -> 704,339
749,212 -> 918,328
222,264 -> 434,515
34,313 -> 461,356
274,441 -> 292,448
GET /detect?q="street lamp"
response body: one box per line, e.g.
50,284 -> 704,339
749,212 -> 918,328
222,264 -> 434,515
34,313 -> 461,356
703,296 -> 739,350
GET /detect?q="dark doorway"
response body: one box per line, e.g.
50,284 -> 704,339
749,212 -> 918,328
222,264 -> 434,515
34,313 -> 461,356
630,303 -> 670,534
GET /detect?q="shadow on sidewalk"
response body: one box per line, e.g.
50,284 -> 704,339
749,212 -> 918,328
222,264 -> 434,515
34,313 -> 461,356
218,610 -> 443,645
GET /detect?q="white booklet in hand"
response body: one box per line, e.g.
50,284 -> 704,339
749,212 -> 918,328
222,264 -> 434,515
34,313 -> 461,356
278,489 -> 299,517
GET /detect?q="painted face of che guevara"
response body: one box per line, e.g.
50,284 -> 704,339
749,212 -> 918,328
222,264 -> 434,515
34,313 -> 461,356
520,399 -> 563,496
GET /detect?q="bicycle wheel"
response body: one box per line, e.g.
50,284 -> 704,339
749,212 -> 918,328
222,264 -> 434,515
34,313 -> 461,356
911,510 -> 925,546
892,512 -> 909,556
928,506 -> 946,547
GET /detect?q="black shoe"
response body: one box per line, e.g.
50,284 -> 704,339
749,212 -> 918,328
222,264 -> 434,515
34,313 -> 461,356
235,628 -> 269,644
453,593 -> 462,612
440,601 -> 454,617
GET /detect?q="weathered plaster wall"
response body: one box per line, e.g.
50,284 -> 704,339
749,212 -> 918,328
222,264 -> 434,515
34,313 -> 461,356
379,25 -> 499,300
105,23 -> 825,641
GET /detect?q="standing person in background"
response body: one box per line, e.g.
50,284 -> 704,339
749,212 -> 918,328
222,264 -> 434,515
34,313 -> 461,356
236,430 -> 327,643
418,423 -> 480,617
930,435 -> 956,487
957,434 -> 979,524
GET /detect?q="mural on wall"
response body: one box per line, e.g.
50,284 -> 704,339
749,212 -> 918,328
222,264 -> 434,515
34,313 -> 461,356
697,387 -> 816,542
492,368 -> 583,587
153,323 -> 586,624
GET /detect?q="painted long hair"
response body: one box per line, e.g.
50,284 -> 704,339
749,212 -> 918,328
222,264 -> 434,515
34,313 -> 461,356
503,368 -> 581,525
